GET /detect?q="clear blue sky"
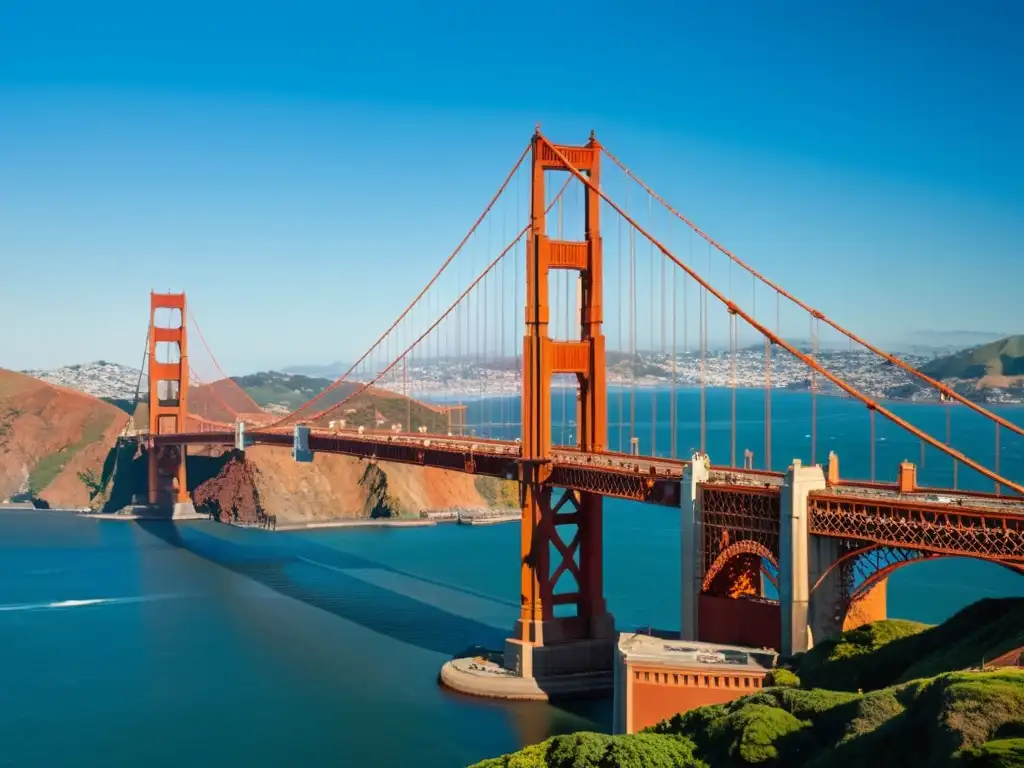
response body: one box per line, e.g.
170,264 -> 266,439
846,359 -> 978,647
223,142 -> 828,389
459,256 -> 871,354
2,1 -> 1021,373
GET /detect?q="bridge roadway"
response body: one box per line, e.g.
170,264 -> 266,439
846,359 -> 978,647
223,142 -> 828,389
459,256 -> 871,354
147,426 -> 1024,516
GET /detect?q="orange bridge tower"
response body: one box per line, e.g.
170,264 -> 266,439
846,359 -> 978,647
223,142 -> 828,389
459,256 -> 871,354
146,291 -> 195,515
505,130 -> 616,684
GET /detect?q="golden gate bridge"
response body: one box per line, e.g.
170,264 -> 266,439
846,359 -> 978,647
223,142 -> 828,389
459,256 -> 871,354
131,129 -> 1024,699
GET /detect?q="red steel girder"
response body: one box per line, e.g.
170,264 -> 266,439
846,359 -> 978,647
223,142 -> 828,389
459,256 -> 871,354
548,464 -> 680,506
809,494 -> 1024,563
700,484 -> 781,579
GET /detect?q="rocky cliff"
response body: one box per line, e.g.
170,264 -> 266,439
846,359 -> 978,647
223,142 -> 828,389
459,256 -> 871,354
0,369 -> 128,507
190,446 -> 516,525
2,365 -> 516,521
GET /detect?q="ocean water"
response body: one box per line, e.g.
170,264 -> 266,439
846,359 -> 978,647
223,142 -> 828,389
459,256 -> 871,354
0,390 -> 1021,767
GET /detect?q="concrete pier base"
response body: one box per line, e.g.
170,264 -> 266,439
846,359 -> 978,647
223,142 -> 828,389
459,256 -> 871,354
104,502 -> 207,521
439,653 -> 612,701
439,614 -> 617,701
170,500 -> 203,520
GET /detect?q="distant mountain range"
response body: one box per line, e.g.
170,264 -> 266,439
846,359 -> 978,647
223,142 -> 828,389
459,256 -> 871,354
282,361 -> 353,378
886,330 -> 1010,357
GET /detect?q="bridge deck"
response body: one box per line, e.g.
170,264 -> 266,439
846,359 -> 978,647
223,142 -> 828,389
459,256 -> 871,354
140,427 -> 1024,514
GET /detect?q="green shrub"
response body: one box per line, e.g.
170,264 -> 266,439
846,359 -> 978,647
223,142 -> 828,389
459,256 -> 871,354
955,738 -> 1024,767
767,668 -> 801,688
598,734 -> 706,768
470,732 -> 706,768
796,619 -> 927,691
479,600 -> 1024,768
545,732 -> 609,768
796,600 -> 1024,693
706,704 -> 808,765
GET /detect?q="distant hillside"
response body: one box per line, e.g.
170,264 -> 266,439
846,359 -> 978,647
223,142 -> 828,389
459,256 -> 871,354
281,361 -> 352,378
231,370 -> 462,432
232,371 -> 336,411
129,370 -> 463,433
920,335 -> 1024,387
0,369 -> 128,507
892,329 -> 1009,354
21,360 -> 142,401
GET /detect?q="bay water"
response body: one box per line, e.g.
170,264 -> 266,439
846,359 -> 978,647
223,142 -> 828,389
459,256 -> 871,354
1,390 -> 1021,767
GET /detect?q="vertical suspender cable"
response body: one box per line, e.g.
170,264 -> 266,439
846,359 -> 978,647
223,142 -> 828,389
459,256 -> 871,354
729,254 -> 736,468
870,407 -> 876,482
810,313 -> 818,466
946,400 -> 957,490
649,193 -> 657,456
995,424 -> 1000,495
618,199 -> 624,451
670,210 -> 677,459
730,311 -> 737,468
629,190 -> 637,446
700,241 -> 709,455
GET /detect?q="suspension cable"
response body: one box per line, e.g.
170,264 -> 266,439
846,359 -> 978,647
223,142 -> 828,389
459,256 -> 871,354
293,176 -> 573,427
268,141 -> 532,428
599,145 -> 1024,440
542,134 -> 1024,495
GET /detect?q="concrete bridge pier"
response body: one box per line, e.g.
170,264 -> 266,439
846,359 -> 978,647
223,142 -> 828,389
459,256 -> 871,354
680,453 -> 709,641
780,459 -> 828,657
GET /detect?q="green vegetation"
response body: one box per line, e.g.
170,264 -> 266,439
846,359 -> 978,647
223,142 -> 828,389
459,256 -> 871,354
642,671 -> 1024,767
473,599 -> 1024,768
791,618 -> 928,691
333,392 -> 455,433
920,335 -> 1024,381
231,370 -> 457,432
791,599 -> 1024,692
766,668 -> 801,688
28,411 -> 113,495
472,732 -> 707,768
474,475 -> 518,508
232,371 -> 336,410
958,739 -> 1024,766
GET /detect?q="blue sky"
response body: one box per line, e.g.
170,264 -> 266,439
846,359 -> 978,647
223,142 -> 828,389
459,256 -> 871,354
1,1 -> 1022,373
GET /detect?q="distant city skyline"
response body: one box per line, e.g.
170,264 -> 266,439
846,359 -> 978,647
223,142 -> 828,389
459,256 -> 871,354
2,2 -> 1022,372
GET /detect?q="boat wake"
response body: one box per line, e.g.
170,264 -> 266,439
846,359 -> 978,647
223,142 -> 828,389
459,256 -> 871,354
0,594 -> 178,613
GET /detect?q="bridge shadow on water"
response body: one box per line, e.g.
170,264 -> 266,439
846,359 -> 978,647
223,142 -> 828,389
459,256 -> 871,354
132,520 -> 615,736
134,519 -> 511,660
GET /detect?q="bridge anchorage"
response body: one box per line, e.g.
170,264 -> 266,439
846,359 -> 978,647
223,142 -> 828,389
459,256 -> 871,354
131,127 -> 1024,700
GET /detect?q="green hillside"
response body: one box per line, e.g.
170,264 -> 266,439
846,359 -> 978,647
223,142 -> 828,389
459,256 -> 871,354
791,598 -> 1024,692
234,371 -> 463,433
920,335 -> 1024,380
232,371 -> 338,410
473,599 -> 1024,768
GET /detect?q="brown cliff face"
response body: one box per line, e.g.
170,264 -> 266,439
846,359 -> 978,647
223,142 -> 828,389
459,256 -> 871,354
1,367 -> 512,519
0,369 -> 128,507
191,446 -> 512,525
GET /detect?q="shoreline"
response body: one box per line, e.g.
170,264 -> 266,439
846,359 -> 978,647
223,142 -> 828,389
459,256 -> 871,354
74,514 -> 520,532
71,509 -> 522,530
276,513 -> 520,532
407,384 -> 1024,408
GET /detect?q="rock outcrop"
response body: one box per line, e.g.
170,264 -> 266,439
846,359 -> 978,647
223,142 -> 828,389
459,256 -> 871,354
190,446 -> 515,525
0,369 -> 128,507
